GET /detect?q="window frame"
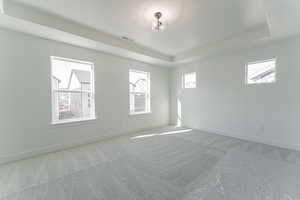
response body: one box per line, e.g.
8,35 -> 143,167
50,56 -> 96,125
245,58 -> 277,85
129,69 -> 151,115
182,72 -> 197,89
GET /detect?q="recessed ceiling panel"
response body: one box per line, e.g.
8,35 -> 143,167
11,0 -> 266,55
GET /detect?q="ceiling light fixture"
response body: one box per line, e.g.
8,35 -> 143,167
152,12 -> 164,32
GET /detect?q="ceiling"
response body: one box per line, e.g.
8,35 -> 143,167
1,0 -> 300,66
9,0 -> 266,55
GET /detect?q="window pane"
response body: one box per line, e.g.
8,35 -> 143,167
129,70 -> 150,114
52,58 -> 93,89
184,72 -> 196,88
247,59 -> 276,84
51,57 -> 95,123
130,93 -> 146,113
129,71 -> 148,93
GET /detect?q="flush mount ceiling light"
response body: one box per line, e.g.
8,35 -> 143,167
152,12 -> 164,32
140,0 -> 184,31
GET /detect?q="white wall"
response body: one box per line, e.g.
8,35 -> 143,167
0,29 -> 170,163
171,36 -> 300,151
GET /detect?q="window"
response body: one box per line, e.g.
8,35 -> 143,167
129,69 -> 150,114
51,57 -> 95,124
246,59 -> 276,84
183,72 -> 196,88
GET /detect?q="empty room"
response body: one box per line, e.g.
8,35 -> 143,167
1,0 -> 300,199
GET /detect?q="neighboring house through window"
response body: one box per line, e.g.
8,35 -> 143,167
246,59 -> 276,84
51,57 -> 95,124
129,69 -> 151,114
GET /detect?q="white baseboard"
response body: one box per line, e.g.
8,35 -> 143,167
2,125 -> 299,165
193,127 -> 300,152
0,124 -> 169,165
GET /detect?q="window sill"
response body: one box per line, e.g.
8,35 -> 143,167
51,117 -> 97,126
129,111 -> 152,116
246,81 -> 276,85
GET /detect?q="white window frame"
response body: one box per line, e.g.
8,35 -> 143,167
51,56 -> 96,125
182,72 -> 197,89
245,58 -> 277,85
129,69 -> 151,115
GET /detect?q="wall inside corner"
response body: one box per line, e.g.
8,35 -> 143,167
170,36 -> 300,151
0,0 -> 3,13
0,29 -> 170,163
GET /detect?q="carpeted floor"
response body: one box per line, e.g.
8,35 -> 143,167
1,126 -> 300,200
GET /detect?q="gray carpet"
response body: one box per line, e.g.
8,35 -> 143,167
1,126 -> 300,199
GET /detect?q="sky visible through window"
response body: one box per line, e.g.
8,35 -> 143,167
129,70 -> 150,114
52,58 -> 92,89
129,71 -> 148,93
51,57 -> 95,123
247,59 -> 276,84
184,72 -> 196,88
